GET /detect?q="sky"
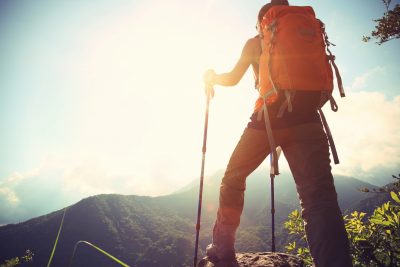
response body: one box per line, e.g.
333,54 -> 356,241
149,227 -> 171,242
0,0 -> 399,224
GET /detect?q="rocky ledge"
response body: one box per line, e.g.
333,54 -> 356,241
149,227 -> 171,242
198,252 -> 304,267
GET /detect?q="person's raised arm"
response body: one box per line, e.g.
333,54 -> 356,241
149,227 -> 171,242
203,38 -> 258,98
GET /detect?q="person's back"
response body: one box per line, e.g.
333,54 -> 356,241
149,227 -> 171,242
202,1 -> 353,266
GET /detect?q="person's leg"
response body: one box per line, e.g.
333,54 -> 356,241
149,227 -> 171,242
207,127 -> 271,260
282,122 -> 353,267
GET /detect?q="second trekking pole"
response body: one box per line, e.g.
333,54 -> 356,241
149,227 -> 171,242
193,95 -> 211,267
270,146 -> 282,252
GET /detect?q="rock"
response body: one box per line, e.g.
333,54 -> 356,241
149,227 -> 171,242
198,252 -> 304,267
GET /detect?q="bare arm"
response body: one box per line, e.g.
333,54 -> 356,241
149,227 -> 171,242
214,40 -> 251,86
203,37 -> 260,98
214,38 -> 257,86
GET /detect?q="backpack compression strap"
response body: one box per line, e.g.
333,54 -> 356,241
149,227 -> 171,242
319,19 -> 345,98
261,97 -> 280,175
318,108 -> 340,164
277,90 -> 296,118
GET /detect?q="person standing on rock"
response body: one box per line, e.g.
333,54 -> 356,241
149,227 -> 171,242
202,0 -> 353,266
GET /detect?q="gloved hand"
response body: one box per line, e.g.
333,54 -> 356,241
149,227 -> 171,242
203,69 -> 216,99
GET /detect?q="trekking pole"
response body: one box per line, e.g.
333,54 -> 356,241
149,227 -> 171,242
270,146 -> 282,252
193,94 -> 211,267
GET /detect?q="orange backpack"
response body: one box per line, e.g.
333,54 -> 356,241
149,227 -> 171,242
256,5 -> 344,113
257,5 -> 345,172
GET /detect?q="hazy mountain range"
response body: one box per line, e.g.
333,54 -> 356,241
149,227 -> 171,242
0,171 -> 394,267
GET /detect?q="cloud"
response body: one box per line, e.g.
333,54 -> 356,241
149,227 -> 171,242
62,162 -> 113,195
0,154 -> 176,224
326,91 -> 400,183
0,187 -> 19,205
0,156 -> 68,224
350,66 -> 386,91
0,167 -> 43,210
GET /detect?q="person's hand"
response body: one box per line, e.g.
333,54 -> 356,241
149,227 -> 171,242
204,84 -> 215,99
203,69 -> 216,99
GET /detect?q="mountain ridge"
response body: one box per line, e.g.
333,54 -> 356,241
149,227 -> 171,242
0,172 -> 386,266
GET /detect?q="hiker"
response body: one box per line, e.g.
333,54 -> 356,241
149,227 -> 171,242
202,0 -> 353,266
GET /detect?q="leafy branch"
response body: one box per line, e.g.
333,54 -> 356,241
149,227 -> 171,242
284,174 -> 400,267
363,0 -> 400,44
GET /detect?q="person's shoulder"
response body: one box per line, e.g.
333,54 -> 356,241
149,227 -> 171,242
246,35 -> 261,46
243,35 -> 261,53
243,35 -> 261,58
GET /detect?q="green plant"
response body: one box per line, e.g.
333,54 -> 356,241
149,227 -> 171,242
0,250 -> 34,267
47,208 -> 67,267
68,240 -> 130,267
363,0 -> 400,44
283,209 -> 312,266
284,191 -> 400,266
345,192 -> 400,266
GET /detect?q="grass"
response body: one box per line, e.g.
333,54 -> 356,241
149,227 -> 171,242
46,207 -> 131,267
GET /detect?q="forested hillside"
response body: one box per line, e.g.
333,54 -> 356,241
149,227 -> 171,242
0,172 -> 382,267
